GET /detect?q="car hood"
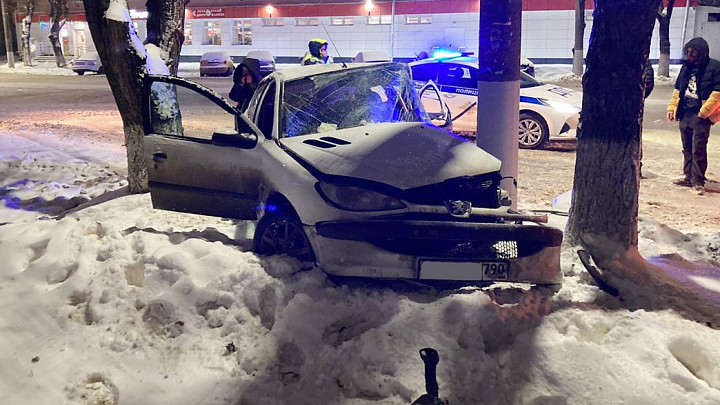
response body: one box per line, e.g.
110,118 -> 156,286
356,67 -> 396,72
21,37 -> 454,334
279,122 -> 501,189
523,84 -> 582,107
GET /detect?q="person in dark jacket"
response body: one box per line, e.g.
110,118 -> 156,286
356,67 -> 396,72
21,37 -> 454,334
667,37 -> 720,195
301,38 -> 330,66
229,57 -> 261,112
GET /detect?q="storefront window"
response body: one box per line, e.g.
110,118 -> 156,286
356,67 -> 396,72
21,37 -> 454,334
235,20 -> 252,45
331,17 -> 354,26
184,22 -> 192,45
367,15 -> 392,25
204,21 -> 221,45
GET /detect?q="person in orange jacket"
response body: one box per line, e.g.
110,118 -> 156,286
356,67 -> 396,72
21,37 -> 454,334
667,37 -> 720,195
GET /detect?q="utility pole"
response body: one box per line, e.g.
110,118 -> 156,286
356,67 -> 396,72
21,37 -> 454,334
476,0 -> 521,208
1,0 -> 15,68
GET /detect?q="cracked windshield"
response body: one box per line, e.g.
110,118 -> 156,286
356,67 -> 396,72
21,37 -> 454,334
281,64 -> 427,137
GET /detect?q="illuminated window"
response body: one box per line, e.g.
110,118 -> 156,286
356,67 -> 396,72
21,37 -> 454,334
331,17 -> 354,26
406,16 -> 432,24
234,20 -> 252,45
204,21 -> 222,45
184,22 -> 192,45
296,17 -> 319,26
367,15 -> 392,25
263,18 -> 284,26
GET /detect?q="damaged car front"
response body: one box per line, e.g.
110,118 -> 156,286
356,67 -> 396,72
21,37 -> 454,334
255,63 -> 562,284
142,62 -> 562,285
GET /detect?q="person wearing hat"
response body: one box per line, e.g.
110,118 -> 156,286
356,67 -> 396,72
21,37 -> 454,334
301,38 -> 330,66
229,57 -> 261,112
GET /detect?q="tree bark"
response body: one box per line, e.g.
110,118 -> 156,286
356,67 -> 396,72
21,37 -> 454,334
48,0 -> 68,68
22,0 -> 35,66
84,0 -> 149,193
83,0 -> 188,193
145,0 -> 188,76
656,0 -> 675,77
566,0 -> 660,265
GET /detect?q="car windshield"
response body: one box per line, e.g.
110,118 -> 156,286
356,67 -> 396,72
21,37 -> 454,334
520,71 -> 544,88
281,64 -> 428,137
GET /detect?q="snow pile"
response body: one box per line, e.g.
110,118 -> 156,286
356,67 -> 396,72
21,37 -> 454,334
1,129 -> 719,404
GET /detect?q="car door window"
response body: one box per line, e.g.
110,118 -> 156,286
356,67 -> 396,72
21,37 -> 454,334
256,81 -> 276,139
148,81 -> 237,140
438,64 -> 477,91
410,63 -> 438,83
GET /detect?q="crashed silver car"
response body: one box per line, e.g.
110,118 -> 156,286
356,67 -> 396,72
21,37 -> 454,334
142,63 -> 562,284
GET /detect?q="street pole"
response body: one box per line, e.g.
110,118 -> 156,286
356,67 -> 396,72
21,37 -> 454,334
476,0 -> 522,209
390,0 -> 395,60
1,0 -> 14,68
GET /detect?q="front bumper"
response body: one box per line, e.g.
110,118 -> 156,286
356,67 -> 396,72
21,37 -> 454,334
308,219 -> 563,284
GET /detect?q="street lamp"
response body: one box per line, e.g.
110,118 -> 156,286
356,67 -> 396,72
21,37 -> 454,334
265,5 -> 274,18
364,0 -> 374,16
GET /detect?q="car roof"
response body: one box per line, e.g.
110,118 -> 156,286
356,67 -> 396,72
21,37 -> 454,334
269,62 -> 397,82
201,51 -> 230,59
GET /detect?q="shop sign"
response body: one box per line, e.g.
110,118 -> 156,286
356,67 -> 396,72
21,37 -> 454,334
191,8 -> 226,18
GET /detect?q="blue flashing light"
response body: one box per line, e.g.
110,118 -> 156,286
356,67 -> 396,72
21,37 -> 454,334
432,49 -> 463,59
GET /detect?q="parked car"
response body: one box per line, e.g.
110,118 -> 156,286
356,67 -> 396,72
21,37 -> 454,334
245,50 -> 276,78
71,52 -> 103,75
199,51 -> 235,77
409,55 -> 582,149
352,51 -> 392,63
141,63 -> 563,284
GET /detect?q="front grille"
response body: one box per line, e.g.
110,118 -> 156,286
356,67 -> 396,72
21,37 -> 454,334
369,238 -> 546,259
402,172 -> 501,209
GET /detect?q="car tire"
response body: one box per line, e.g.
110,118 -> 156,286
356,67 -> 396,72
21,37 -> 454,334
253,209 -> 315,262
76,71 -> 85,75
518,112 -> 549,149
97,66 -> 104,75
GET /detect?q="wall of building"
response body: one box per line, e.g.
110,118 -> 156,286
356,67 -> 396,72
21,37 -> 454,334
15,2 -> 697,64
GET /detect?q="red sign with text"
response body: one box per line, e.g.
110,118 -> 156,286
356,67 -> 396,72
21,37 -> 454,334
191,8 -> 226,18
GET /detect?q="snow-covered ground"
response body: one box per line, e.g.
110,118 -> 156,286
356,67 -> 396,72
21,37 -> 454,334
1,62 -> 719,405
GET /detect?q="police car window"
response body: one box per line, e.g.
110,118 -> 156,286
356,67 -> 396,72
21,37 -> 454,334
520,71 -> 543,89
439,65 -> 477,89
410,64 -> 438,83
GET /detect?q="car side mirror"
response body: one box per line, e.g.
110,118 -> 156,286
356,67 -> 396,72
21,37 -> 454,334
418,80 -> 452,129
211,127 -> 258,149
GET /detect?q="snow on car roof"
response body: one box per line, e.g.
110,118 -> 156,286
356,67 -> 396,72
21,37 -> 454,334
270,62 -> 395,82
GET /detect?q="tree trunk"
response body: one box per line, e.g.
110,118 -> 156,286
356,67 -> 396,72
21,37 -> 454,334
22,0 -> 35,66
656,0 -> 675,77
83,0 -> 187,193
572,0 -> 585,76
48,0 -> 68,68
83,0 -> 149,193
566,0 -> 659,266
145,0 -> 188,76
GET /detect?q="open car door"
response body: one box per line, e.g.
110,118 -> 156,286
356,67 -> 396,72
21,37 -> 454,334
418,80 -> 452,129
142,75 -> 263,220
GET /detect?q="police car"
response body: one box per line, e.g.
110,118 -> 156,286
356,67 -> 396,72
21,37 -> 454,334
409,55 -> 582,149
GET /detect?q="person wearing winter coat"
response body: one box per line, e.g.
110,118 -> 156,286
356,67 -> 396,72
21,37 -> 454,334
229,57 -> 261,112
301,38 -> 330,66
667,37 -> 720,195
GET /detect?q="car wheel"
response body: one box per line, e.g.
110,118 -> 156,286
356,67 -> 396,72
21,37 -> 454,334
518,112 -> 549,149
97,66 -> 104,75
76,71 -> 85,75
253,210 -> 315,262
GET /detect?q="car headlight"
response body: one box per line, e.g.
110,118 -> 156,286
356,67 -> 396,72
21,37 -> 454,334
317,181 -> 406,211
539,98 -> 581,114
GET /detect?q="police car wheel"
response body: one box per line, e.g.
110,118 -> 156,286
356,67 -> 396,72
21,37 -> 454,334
518,112 -> 548,149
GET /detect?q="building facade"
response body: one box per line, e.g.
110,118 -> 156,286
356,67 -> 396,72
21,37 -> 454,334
15,0 -> 697,64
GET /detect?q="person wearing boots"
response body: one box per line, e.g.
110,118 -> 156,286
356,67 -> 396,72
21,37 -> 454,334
667,37 -> 720,195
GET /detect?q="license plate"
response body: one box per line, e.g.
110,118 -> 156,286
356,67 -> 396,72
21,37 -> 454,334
419,260 -> 509,281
